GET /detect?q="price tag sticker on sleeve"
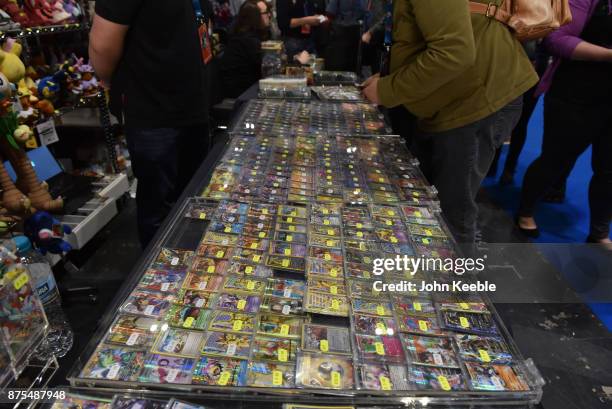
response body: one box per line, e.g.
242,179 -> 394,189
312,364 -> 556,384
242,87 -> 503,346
279,324 -> 290,336
376,305 -> 385,316
376,322 -> 386,333
331,371 -> 341,388
413,302 -> 422,311
282,259 -> 290,267
37,119 -> 60,146
437,375 -> 451,391
207,266 -> 215,273
320,339 -> 329,352
218,371 -> 231,386
379,375 -> 392,390
272,370 -> 283,386
459,302 -> 470,310
106,363 -> 121,380
199,212 -> 207,220
330,285 -> 338,295
278,348 -> 288,362
232,320 -> 243,331
284,248 -> 292,256
374,342 -> 385,355
245,266 -> 253,274
331,299 -> 340,310
237,300 -> 246,310
252,255 -> 261,263
183,317 -> 195,328
289,225 -> 296,232
459,316 -> 470,328
126,332 -> 140,346
324,253 -> 332,261
215,251 -> 225,258
330,268 -> 338,277
246,280 -> 256,291
259,232 -> 266,238
479,349 -> 491,363
13,272 -> 29,290
226,343 -> 237,356
418,320 -> 429,332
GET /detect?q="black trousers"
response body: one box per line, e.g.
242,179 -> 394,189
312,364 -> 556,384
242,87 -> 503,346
126,124 -> 210,248
518,95 -> 612,240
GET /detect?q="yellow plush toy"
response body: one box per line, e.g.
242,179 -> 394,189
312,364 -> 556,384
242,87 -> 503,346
0,39 -> 26,84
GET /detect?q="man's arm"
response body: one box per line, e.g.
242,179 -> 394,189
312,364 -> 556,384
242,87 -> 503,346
89,14 -> 129,85
377,0 -> 476,109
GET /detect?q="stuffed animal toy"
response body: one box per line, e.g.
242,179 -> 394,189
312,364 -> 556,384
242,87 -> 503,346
47,0 -> 71,24
37,74 -> 61,100
0,1 -> 31,27
24,211 -> 72,255
23,0 -> 54,27
0,38 -> 25,84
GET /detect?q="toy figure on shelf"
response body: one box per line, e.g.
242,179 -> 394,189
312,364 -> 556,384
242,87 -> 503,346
24,210 -> 72,255
78,62 -> 99,96
0,39 -> 25,84
0,1 -> 31,28
23,0 -> 54,27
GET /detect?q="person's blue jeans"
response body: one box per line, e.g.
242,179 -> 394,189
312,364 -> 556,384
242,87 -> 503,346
126,124 -> 209,248
413,97 -> 524,250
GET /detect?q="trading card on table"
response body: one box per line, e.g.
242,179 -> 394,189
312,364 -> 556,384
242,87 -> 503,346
138,269 -> 185,293
201,331 -> 252,359
248,203 -> 278,217
182,273 -> 223,292
374,228 -> 409,244
278,205 -> 308,219
111,396 -> 166,409
231,248 -> 267,265
175,289 -> 212,308
342,206 -> 371,221
258,314 -> 304,338
121,290 -> 174,318
355,335 -> 405,362
266,255 -> 306,272
275,222 -> 308,234
288,193 -> 313,203
352,299 -> 393,317
211,292 -> 262,313
370,204 -> 402,218
304,292 -> 349,316
236,236 -> 270,251
345,263 -> 374,280
81,346 -> 145,381
275,230 -> 307,244
247,361 -> 296,388
302,324 -> 351,355
344,239 -> 378,253
262,294 -> 304,315
217,201 -> 249,215
394,297 -> 435,316
455,334 -> 512,364
222,276 -> 267,294
105,324 -> 155,349
438,302 -> 489,314
343,228 -> 375,241
380,242 -> 415,256
190,258 -> 229,275
409,366 -> 465,391
153,248 -> 193,270
252,336 -> 298,362
399,314 -> 445,336
413,239 -> 456,259
208,311 -> 256,334
348,279 -> 388,299
227,263 -> 273,279
402,334 -> 459,367
295,353 -> 354,390
139,354 -> 195,384
316,194 -> 343,203
201,232 -> 239,247
372,190 -> 401,203
241,224 -> 271,239
306,258 -> 344,279
184,202 -> 217,221
270,241 -> 307,258
344,249 -> 374,266
310,224 -> 341,237
359,362 -> 410,391
266,278 -> 306,300
307,277 -> 347,296
464,363 -> 529,391
166,304 -> 211,330
265,176 -> 289,190
408,224 -> 447,238
401,205 -> 438,224
354,314 -> 397,336
442,311 -> 499,335
196,244 -> 233,260
152,328 -> 205,357
215,211 -> 248,224
309,234 -> 342,249
315,187 -> 344,201
192,356 -> 248,386
208,221 -> 244,236
290,180 -> 314,191
112,314 -> 160,333
203,184 -> 231,200
309,246 -> 343,263
311,203 -> 342,217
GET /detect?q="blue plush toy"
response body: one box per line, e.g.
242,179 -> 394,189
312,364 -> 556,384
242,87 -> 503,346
24,211 -> 72,255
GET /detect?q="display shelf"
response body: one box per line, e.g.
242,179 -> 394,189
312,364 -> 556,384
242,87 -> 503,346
64,99 -> 544,406
0,23 -> 87,41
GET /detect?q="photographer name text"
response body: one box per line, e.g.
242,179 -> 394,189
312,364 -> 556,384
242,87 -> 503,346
373,280 -> 496,293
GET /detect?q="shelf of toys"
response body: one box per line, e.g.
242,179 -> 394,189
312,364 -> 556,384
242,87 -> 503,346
62,82 -> 544,407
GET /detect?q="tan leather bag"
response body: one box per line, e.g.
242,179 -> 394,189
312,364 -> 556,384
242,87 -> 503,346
469,0 -> 572,41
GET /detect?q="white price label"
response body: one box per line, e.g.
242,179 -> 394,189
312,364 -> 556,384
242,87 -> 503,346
107,364 -> 121,379
226,343 -> 237,356
144,305 -> 155,316
171,257 -> 179,266
283,288 -> 292,298
195,298 -> 205,308
282,304 -> 291,315
126,333 -> 140,346
160,283 -> 170,292
36,119 -> 60,146
433,353 -> 443,366
166,368 -> 179,383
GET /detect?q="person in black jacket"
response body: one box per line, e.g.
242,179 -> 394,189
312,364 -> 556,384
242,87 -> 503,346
219,0 -> 271,98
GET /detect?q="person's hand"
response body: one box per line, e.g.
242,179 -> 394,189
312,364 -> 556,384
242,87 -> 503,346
362,31 -> 372,44
362,74 -> 380,105
302,15 -> 323,26
294,51 -> 311,65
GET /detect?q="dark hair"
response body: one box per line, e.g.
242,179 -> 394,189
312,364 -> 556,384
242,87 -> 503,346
232,0 -> 268,36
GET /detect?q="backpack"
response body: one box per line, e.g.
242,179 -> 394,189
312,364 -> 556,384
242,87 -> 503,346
469,0 -> 572,41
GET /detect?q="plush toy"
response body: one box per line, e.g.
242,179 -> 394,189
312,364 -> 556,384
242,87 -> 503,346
0,38 -> 25,84
0,1 -> 31,27
24,211 -> 72,255
23,0 -> 54,27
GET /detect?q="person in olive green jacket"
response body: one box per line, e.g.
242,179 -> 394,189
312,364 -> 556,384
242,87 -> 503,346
362,0 -> 538,249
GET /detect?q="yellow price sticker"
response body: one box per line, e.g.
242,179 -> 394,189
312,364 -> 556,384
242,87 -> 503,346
460,302 -> 470,310
278,348 -> 288,362
289,225 -> 296,232
279,324 -> 290,336
183,317 -> 195,328
250,243 -> 258,249
259,232 -> 266,238
13,272 -> 29,290
252,255 -> 261,263
322,208 -> 329,214
262,208 -> 268,215
437,375 -> 451,391
376,322 -> 386,333
232,320 -> 243,331
460,316 -> 470,328
414,211 -> 422,218
320,339 -> 329,352
246,281 -> 256,291
425,229 -> 433,236
327,229 -> 335,236
356,231 -> 363,238
290,211 -> 297,217
237,300 -> 246,310
331,299 -> 340,310
323,219 -> 330,226
385,220 -> 393,226
359,242 -> 366,251
418,320 -> 429,332
390,236 -> 398,244
287,217 -> 293,223
218,371 -> 231,386
387,210 -> 395,217
286,235 -> 293,242
326,176 -> 332,181
331,371 -> 341,388
479,349 -> 491,363
215,251 -> 225,258
356,223 -> 363,229
199,212 -> 207,220
282,259 -> 290,267
330,268 -> 338,277
379,375 -> 392,390
376,305 -> 385,316
284,248 -> 292,256
413,302 -> 422,312
378,178 -> 385,183
272,370 -> 283,386
422,238 -> 431,244
375,342 -> 385,355
207,266 -> 215,273
363,271 -> 370,279
224,227 -> 232,233
324,253 -> 332,261
364,257 -> 372,264
330,285 -> 338,295
327,240 -> 335,247
245,266 -> 254,274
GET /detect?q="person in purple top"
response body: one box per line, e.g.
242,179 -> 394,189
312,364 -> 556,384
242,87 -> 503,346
516,0 -> 612,247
